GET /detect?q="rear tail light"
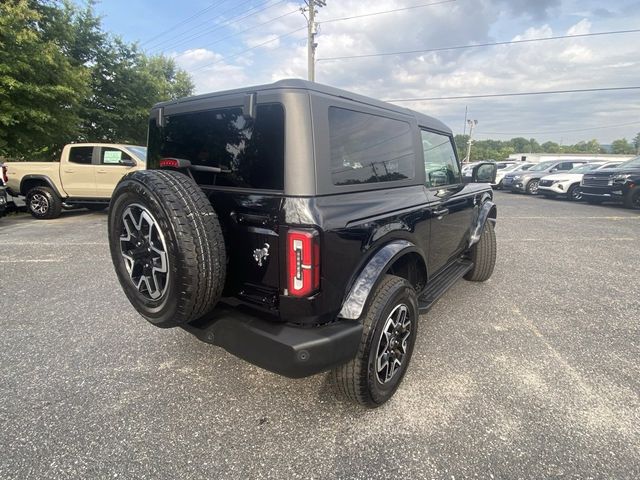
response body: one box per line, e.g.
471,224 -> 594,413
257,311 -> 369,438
2,165 -> 7,184
287,229 -> 320,297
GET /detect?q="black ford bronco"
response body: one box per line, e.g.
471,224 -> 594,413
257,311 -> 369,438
108,79 -> 498,407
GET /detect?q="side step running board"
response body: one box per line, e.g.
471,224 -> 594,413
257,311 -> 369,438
418,259 -> 473,313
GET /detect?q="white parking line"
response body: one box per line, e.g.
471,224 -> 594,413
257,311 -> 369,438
0,259 -> 64,263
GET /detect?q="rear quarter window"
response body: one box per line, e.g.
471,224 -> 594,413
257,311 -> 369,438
329,107 -> 415,186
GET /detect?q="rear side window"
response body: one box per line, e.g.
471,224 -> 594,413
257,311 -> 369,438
150,104 -> 285,190
69,146 -> 93,165
329,107 -> 415,186
101,148 -> 131,165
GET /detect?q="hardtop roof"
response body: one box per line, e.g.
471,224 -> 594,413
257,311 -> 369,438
153,78 -> 451,134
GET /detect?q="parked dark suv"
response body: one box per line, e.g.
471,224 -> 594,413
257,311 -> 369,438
107,80 -> 498,407
580,156 -> 640,208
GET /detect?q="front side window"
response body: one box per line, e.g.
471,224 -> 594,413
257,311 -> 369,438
68,146 -> 93,165
149,104 -> 285,190
101,148 -> 131,165
329,107 -> 415,186
421,130 -> 460,187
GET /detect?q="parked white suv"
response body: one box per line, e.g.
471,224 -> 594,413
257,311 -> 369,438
493,162 -> 534,189
538,161 -> 623,201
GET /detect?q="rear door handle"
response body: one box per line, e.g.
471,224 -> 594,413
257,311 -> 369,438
97,170 -> 107,174
433,208 -> 449,217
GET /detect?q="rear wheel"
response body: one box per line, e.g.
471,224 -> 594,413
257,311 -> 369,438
108,170 -> 226,328
26,186 -> 62,219
526,179 -> 540,195
331,275 -> 418,408
567,184 -> 582,201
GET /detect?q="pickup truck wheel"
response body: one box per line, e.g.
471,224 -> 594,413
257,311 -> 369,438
331,275 -> 418,408
108,170 -> 226,328
464,220 -> 496,282
26,186 -> 62,219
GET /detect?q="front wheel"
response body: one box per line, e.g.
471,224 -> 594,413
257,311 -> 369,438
526,179 -> 540,195
622,188 -> 640,209
568,184 -> 582,201
26,186 -> 62,219
464,220 -> 496,282
331,275 -> 418,408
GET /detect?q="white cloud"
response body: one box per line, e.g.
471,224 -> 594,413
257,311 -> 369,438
169,0 -> 640,143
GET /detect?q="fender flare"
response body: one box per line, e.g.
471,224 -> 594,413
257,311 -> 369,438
339,240 -> 424,320
469,199 -> 497,247
20,175 -> 64,198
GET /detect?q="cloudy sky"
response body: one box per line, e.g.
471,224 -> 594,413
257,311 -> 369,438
90,0 -> 639,144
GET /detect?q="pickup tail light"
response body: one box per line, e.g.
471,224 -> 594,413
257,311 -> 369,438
2,165 -> 7,184
287,229 -> 320,297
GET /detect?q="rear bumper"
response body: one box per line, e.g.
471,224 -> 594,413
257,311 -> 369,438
182,303 -> 362,378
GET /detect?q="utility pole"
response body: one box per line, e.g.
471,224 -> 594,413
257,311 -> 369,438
302,1 -> 325,82
462,106 -> 468,136
465,119 -> 478,163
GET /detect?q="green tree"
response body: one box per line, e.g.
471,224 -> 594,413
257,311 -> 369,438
611,138 -> 634,154
0,0 -> 89,159
80,41 -> 194,144
633,132 -> 640,154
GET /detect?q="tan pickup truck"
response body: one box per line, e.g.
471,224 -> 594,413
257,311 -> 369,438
5,143 -> 146,219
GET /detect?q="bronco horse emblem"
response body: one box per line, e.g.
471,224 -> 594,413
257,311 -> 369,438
253,243 -> 270,267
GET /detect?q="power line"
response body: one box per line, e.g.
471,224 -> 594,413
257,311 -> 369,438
317,28 -> 640,62
189,26 -> 307,73
157,0 -> 291,55
140,0 -> 230,47
147,0 -> 280,53
173,9 -> 300,60
319,0 -> 455,24
386,86 -> 640,102
475,121 -> 640,136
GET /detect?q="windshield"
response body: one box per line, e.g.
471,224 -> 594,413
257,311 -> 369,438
126,146 -> 147,161
529,161 -> 556,172
598,162 -> 622,169
619,156 -> 640,168
568,164 -> 602,173
505,163 -> 530,172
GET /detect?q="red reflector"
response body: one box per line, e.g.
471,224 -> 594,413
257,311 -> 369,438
287,229 -> 320,297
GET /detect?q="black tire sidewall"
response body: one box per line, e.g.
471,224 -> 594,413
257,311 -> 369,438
109,178 -> 182,327
365,282 -> 418,405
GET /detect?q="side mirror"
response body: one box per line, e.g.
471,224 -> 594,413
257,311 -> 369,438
119,158 -> 136,167
470,163 -> 497,183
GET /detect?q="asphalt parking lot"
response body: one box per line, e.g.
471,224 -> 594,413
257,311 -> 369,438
1,192 -> 639,479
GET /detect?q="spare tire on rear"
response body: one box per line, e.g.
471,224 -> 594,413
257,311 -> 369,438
108,170 -> 226,328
